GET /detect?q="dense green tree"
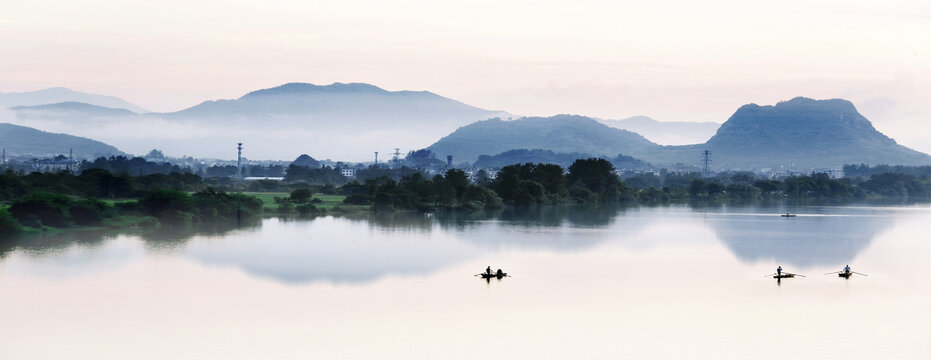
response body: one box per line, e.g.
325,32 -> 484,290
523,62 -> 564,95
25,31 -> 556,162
289,188 -> 313,203
567,158 -> 621,202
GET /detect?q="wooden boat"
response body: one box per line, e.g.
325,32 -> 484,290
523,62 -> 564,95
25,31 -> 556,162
780,213 -> 797,217
773,273 -> 796,279
838,272 -> 852,278
480,272 -> 507,278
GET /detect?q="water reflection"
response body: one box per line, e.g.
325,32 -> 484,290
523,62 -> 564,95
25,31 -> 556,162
0,221 -> 262,278
711,211 -> 893,266
0,205 -> 902,285
181,217 -> 478,284
138,220 -> 262,250
494,205 -> 624,228
178,207 -> 640,285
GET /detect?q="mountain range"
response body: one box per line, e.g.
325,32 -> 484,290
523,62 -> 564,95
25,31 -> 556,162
1,83 -> 929,170
2,83 -> 509,160
427,98 -> 931,169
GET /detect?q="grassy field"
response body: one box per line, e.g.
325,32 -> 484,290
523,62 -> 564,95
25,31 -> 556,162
241,192 -> 350,211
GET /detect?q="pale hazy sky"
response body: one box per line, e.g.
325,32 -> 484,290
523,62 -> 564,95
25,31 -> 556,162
2,0 -> 930,152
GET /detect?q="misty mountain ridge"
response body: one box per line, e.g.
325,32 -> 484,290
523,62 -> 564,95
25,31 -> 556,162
164,82 -> 507,123
0,87 -> 148,113
4,84 -> 928,168
598,115 -> 720,145
3,82 -> 511,160
429,97 -> 930,170
12,102 -> 137,118
0,122 -> 123,159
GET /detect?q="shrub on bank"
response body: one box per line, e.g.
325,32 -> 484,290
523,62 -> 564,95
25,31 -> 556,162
0,208 -> 23,236
9,192 -> 74,228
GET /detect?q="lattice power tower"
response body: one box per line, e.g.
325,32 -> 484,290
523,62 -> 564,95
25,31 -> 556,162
701,150 -> 712,177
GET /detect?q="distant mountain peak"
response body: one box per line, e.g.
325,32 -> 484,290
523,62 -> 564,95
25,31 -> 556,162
740,97 -> 858,114
689,96 -> 931,168
11,101 -> 136,115
242,82 -> 389,98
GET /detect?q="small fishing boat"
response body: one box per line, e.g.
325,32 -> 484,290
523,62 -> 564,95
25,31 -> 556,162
825,267 -> 867,278
480,272 -> 507,279
773,273 -> 796,279
780,213 -> 796,217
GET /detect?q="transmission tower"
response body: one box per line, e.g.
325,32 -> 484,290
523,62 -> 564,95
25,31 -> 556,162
374,151 -> 379,165
701,150 -> 712,177
237,143 -> 243,178
392,148 -> 401,168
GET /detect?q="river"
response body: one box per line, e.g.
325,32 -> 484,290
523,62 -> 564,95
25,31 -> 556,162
0,204 -> 928,359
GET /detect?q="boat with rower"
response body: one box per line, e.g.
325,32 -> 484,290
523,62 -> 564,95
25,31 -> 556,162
476,266 -> 508,279
825,267 -> 867,278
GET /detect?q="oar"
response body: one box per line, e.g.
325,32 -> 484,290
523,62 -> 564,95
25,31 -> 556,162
794,274 -> 807,277
763,273 -> 777,277
852,272 -> 869,276
824,271 -> 842,275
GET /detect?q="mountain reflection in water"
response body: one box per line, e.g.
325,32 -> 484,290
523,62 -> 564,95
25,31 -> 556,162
701,207 -> 893,267
0,205 -> 893,285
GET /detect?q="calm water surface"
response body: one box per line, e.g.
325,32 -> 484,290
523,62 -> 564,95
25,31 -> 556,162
0,205 -> 928,359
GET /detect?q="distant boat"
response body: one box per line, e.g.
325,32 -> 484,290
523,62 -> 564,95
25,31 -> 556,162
838,272 -> 852,278
781,213 -> 797,217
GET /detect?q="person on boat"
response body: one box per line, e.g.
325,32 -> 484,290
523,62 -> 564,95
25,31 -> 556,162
486,266 -> 492,275
777,266 -> 782,276
844,265 -> 850,274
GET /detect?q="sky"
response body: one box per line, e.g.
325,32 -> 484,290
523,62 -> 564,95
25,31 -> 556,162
1,0 -> 930,153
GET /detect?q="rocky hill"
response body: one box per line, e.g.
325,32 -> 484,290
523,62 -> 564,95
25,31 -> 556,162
640,97 -> 931,169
